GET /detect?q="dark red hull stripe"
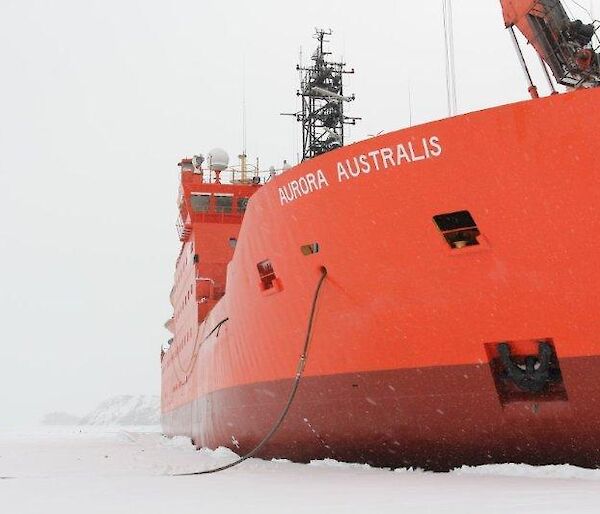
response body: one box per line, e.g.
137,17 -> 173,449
162,356 -> 600,471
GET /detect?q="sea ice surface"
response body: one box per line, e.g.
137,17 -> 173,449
1,426 -> 599,513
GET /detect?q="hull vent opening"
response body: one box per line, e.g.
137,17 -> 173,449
485,339 -> 568,405
301,242 -> 320,255
433,210 -> 480,249
257,260 -> 277,290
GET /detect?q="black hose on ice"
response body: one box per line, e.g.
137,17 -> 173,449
175,266 -> 328,476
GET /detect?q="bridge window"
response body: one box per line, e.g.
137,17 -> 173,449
237,197 -> 249,213
215,194 -> 233,213
190,193 -> 211,212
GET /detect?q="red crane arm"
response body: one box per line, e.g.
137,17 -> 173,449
499,0 -> 600,88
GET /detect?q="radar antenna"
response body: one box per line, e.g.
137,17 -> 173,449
282,29 -> 360,161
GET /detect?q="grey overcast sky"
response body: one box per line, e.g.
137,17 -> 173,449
0,0 -> 596,424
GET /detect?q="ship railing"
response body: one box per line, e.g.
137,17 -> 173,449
192,167 -> 283,185
176,217 -> 184,239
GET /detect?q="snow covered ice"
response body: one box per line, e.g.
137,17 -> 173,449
2,427 -> 600,513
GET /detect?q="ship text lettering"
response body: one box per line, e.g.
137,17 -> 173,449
336,136 -> 442,182
279,169 -> 329,205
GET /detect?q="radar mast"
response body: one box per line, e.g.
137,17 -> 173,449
284,29 -> 360,161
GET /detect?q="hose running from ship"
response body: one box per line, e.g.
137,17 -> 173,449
175,317 -> 229,380
175,265 -> 328,476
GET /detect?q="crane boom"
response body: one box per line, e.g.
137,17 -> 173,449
500,0 -> 600,88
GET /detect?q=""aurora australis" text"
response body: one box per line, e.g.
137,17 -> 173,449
278,135 -> 442,206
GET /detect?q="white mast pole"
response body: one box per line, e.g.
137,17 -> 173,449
442,0 -> 458,116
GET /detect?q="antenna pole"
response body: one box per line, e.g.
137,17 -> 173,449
241,56 -> 248,183
442,0 -> 458,116
242,56 -> 247,155
408,79 -> 413,127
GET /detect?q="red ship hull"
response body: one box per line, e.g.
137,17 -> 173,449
163,356 -> 600,470
162,88 -> 600,470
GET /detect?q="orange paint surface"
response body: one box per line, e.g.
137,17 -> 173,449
161,89 -> 600,420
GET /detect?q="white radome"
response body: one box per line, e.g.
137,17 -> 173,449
208,148 -> 230,171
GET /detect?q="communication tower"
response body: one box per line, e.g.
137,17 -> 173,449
284,29 -> 360,161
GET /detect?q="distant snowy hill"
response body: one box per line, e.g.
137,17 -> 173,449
79,395 -> 160,426
41,395 -> 160,426
40,411 -> 82,425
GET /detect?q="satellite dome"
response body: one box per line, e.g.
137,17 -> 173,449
208,148 -> 229,171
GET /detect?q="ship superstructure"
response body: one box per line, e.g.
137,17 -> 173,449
161,152 -> 261,375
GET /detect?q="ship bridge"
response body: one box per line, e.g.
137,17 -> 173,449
163,150 -> 281,360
